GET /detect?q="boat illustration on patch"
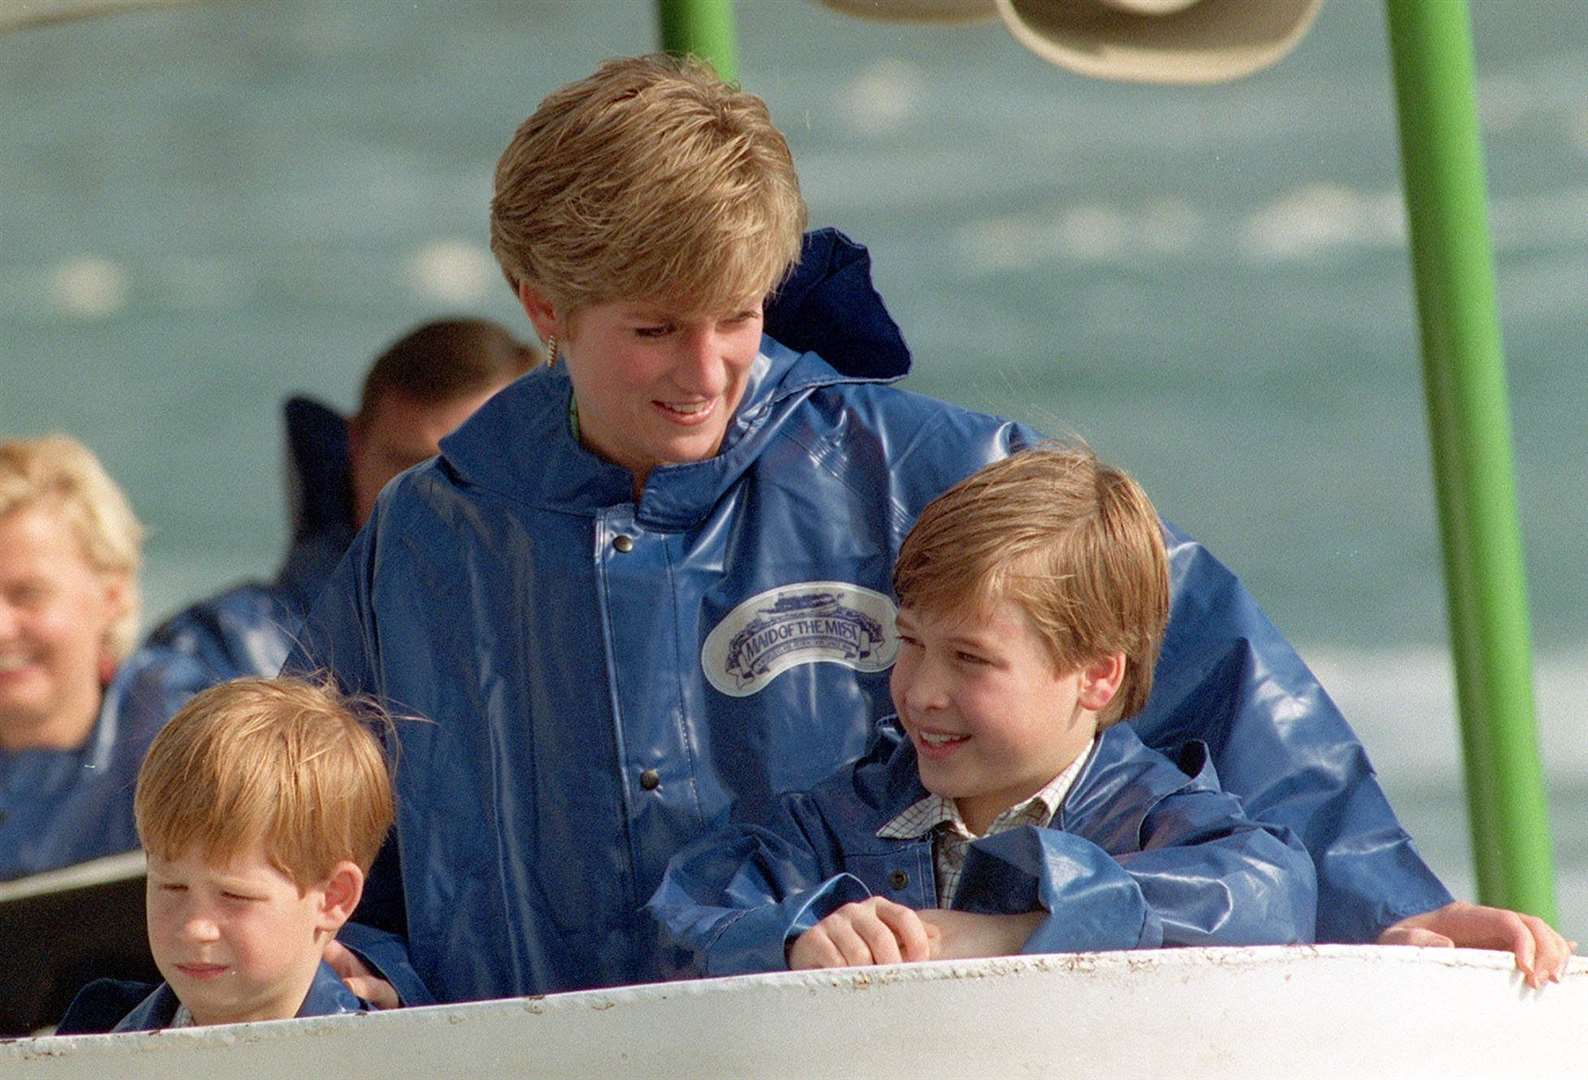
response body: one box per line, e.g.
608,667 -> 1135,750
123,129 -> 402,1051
701,581 -> 899,697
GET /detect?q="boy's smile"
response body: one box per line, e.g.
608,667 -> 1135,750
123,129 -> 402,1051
890,599 -> 1121,835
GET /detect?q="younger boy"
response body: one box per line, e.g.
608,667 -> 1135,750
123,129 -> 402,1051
69,676 -> 395,1029
648,447 -> 1317,974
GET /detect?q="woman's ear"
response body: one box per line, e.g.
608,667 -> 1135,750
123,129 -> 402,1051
517,282 -> 562,341
96,571 -> 132,681
1077,652 -> 1126,713
316,861 -> 367,934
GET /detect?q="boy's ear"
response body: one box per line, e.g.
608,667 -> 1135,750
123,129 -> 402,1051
316,861 -> 366,934
1077,652 -> 1127,713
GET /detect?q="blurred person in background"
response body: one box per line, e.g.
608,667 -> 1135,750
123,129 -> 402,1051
0,435 -> 206,880
146,317 -> 540,681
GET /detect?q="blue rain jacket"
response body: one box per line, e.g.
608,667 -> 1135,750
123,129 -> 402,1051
96,960 -> 370,1032
146,396 -> 356,680
647,722 -> 1316,976
0,646 -> 208,881
289,229 -> 1450,1004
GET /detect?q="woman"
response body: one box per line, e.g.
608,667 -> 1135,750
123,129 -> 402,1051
0,435 -> 204,880
293,55 -> 1568,1004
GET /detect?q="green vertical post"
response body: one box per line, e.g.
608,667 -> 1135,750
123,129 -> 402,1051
658,0 -> 739,82
1383,0 -> 1556,918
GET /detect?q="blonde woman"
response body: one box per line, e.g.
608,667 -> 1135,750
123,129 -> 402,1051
0,435 -> 204,880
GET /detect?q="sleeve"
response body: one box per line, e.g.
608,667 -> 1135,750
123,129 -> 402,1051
1131,525 -> 1452,942
953,745 -> 1317,951
335,922 -> 434,1007
645,799 -> 873,978
143,584 -> 296,682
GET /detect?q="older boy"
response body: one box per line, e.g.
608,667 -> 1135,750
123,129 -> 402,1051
62,677 -> 396,1030
649,447 -> 1316,973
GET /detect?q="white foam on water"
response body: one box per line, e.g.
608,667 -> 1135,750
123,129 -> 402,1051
49,256 -> 128,319
956,198 -> 1204,272
1238,184 -> 1406,263
1300,642 -> 1588,781
1238,184 -> 1588,263
840,59 -> 926,137
405,240 -> 493,304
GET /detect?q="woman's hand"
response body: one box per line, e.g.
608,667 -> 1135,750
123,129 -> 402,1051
788,897 -> 935,969
323,939 -> 401,1009
1378,900 -> 1576,989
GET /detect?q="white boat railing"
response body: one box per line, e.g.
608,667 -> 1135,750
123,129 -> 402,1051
6,945 -> 1584,1079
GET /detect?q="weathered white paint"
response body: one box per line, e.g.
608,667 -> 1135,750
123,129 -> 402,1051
5,946 -> 1583,1079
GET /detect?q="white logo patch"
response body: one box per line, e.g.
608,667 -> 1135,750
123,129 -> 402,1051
701,581 -> 899,698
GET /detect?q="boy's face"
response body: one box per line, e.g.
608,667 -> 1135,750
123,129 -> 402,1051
890,599 -> 1114,835
146,845 -> 341,1026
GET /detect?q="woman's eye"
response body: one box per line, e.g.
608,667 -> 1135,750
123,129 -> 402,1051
634,324 -> 671,339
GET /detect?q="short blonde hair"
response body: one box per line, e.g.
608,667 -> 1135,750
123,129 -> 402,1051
135,677 -> 395,890
0,435 -> 142,662
490,54 -> 807,317
893,447 -> 1170,726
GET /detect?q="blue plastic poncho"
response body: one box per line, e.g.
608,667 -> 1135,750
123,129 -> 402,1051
0,646 -> 208,881
648,722 -> 1317,976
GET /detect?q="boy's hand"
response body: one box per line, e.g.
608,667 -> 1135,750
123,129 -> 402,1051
1378,900 -> 1577,989
917,909 -> 1044,960
788,897 -> 935,969
323,939 -> 400,1009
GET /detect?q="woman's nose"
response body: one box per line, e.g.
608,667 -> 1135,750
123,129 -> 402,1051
674,327 -> 729,395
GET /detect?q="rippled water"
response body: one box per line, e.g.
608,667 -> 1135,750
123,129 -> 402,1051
2,0 -> 1584,931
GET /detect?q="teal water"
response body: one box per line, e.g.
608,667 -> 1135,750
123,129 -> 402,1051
2,1 -> 1584,932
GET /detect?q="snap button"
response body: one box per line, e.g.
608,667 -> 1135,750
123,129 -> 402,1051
639,768 -> 661,791
612,535 -> 634,553
888,869 -> 909,890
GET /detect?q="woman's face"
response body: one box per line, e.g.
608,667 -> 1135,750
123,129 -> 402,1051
0,502 -> 126,750
533,294 -> 765,492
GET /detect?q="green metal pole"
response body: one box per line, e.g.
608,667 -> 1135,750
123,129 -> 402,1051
1383,0 -> 1556,919
658,0 -> 739,82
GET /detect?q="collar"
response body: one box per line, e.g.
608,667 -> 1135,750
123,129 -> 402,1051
111,960 -> 366,1032
876,739 -> 1095,841
439,334 -> 901,532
